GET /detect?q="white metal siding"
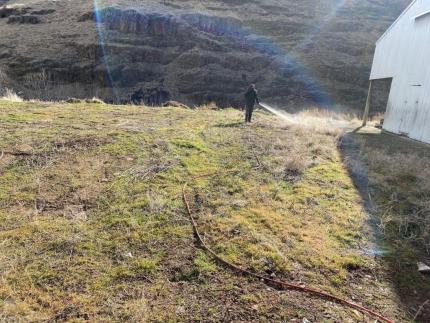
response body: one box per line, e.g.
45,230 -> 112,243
370,0 -> 430,143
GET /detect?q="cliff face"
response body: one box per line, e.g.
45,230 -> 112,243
0,0 -> 410,109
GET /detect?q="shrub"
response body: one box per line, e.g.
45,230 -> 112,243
65,98 -> 83,103
1,88 -> 23,102
23,69 -> 49,99
85,97 -> 105,104
284,154 -> 308,178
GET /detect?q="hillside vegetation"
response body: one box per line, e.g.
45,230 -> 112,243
0,101 -> 409,321
0,0 -> 410,108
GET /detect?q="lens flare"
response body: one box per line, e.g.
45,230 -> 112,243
294,0 -> 348,51
91,0 -> 348,106
93,0 -> 119,102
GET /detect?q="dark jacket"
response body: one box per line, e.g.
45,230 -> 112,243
244,87 -> 260,106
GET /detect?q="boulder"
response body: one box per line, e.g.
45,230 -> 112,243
0,5 -> 30,18
31,9 -> 55,15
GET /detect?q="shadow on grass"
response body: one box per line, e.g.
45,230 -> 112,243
339,129 -> 430,322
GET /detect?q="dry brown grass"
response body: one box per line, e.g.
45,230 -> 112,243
265,106 -> 359,137
85,97 -> 105,104
1,88 -> 23,102
297,107 -> 360,122
370,112 -> 385,123
23,70 -> 50,100
346,131 -> 430,321
364,149 -> 430,251
198,101 -> 219,110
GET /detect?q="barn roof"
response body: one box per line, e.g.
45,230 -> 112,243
377,0 -> 418,44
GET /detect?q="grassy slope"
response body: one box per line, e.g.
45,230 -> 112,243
0,101 -> 406,321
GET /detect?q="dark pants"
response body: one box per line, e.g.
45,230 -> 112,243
245,103 -> 254,122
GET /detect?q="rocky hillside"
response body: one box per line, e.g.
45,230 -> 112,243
0,0 -> 410,109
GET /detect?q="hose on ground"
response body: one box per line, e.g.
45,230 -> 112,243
182,182 -> 394,323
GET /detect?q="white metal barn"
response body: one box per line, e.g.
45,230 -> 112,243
367,0 -> 430,143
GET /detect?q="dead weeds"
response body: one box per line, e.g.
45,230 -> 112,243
342,130 -> 430,322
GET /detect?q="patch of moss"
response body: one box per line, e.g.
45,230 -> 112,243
194,250 -> 217,275
172,139 -> 208,152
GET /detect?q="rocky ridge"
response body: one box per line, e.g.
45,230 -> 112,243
0,0 -> 410,109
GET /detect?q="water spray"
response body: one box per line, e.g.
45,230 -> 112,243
259,102 -> 300,124
259,102 -> 354,130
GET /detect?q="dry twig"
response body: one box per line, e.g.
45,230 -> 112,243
414,299 -> 429,321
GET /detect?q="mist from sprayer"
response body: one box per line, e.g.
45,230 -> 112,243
259,102 -> 357,130
259,103 -> 300,124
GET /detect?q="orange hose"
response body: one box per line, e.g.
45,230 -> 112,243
182,183 -> 394,323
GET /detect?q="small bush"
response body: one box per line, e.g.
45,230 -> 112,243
199,101 -> 219,110
284,154 -> 308,178
85,97 -> 105,104
133,259 -> 158,275
1,88 -> 23,102
194,250 -> 217,275
66,97 -> 104,104
66,98 -> 83,103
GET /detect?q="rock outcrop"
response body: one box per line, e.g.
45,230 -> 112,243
0,5 -> 30,18
7,15 -> 40,24
0,0 -> 411,110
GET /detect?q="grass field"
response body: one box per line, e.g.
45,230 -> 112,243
0,101 -> 410,322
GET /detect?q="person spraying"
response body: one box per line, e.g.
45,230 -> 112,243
244,84 -> 260,123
